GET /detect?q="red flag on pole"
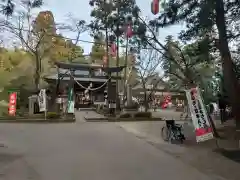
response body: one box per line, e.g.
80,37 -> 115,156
8,92 -> 17,116
110,43 -> 117,57
161,95 -> 171,109
151,0 -> 159,15
126,24 -> 133,38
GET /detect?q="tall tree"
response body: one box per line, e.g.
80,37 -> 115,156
90,34 -> 105,63
162,36 -> 217,103
89,0 -> 147,107
144,0 -> 240,127
0,48 -> 33,101
89,0 -> 147,63
136,48 -> 162,111
32,10 -> 58,67
48,34 -> 85,64
60,16 -> 87,62
32,10 -> 56,35
4,4 -> 54,91
65,39 -> 84,62
0,0 -> 43,16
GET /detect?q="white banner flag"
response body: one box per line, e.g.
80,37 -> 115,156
38,89 -> 46,112
186,87 -> 214,142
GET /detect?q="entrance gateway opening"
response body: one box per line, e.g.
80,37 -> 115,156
44,62 -> 125,110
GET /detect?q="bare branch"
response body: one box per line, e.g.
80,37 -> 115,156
137,16 -> 192,81
136,48 -> 162,92
57,15 -> 87,61
1,2 -> 53,90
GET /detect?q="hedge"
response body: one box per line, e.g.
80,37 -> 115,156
119,113 -> 131,118
134,112 -> 152,118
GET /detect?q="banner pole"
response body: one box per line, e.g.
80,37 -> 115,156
44,110 -> 47,120
45,90 -> 47,120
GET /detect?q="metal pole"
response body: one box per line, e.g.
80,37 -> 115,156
123,35 -> 128,103
104,0 -> 109,69
44,107 -> 47,120
56,67 -> 60,113
103,0 -> 111,112
116,4 -> 120,110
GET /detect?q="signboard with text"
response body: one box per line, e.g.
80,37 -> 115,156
38,89 -> 46,112
186,87 -> 214,142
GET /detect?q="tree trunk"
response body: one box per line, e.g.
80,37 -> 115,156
34,55 -> 40,92
215,0 -> 240,129
116,32 -> 120,111
144,90 -> 148,112
34,70 -> 40,92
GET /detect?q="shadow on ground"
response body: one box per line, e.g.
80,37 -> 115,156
0,152 -> 23,169
217,150 -> 240,163
0,153 -> 21,163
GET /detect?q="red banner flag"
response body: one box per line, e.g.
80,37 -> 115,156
126,24 -> 133,38
161,95 -> 171,109
151,0 -> 159,15
8,92 -> 17,116
110,43 -> 117,57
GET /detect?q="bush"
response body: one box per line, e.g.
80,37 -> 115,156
119,113 -> 131,118
1,110 -> 8,117
134,112 -> 152,118
47,112 -> 60,119
96,104 -> 104,113
124,102 -> 139,110
96,105 -> 109,115
16,110 -> 25,117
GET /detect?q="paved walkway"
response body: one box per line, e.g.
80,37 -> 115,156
117,121 -> 240,180
151,109 -> 184,120
0,121 -> 225,180
74,109 -> 105,121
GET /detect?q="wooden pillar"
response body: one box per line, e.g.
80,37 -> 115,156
126,84 -> 132,106
67,69 -> 75,114
56,67 -> 60,95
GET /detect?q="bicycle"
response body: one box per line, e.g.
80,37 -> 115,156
161,120 -> 185,144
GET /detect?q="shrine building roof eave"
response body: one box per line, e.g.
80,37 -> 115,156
55,62 -> 125,73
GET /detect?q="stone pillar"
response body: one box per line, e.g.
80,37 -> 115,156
28,95 -> 37,115
126,84 -> 132,106
67,70 -> 74,113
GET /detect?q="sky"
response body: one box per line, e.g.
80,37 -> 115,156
35,0 -> 184,54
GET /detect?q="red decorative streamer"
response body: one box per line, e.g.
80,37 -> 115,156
126,24 -> 133,38
110,43 -> 117,57
151,0 -> 159,15
8,92 -> 17,116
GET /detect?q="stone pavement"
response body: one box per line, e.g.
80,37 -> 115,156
74,108 -> 184,121
151,109 -> 184,120
74,108 -> 106,121
0,122 -> 223,180
116,121 -> 240,180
